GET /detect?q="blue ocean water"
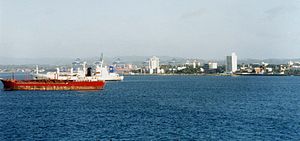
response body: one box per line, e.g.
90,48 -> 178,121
0,74 -> 299,140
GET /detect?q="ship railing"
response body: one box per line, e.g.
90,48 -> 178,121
74,79 -> 101,82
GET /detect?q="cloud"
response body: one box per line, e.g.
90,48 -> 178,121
264,5 -> 300,21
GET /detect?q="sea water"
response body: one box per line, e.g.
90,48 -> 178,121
0,74 -> 299,140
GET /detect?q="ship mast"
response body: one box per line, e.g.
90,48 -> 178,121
100,53 -> 104,68
36,65 -> 39,75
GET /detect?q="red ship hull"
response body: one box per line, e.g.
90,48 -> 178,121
1,79 -> 105,91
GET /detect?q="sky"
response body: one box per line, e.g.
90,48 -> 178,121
1,0 -> 300,59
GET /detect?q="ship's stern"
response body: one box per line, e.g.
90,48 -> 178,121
0,79 -> 16,91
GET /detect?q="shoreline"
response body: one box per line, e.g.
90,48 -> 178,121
123,73 -> 298,77
1,72 -> 298,77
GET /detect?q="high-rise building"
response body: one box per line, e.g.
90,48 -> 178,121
226,53 -> 237,73
148,56 -> 160,74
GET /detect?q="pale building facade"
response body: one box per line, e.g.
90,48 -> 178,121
226,53 -> 237,73
208,62 -> 218,70
148,56 -> 161,74
149,56 -> 160,70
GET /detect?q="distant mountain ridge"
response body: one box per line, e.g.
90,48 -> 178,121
0,56 -> 299,65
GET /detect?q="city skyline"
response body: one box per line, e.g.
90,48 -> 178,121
1,0 -> 300,59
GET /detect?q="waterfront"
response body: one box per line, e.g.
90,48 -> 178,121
0,75 -> 299,140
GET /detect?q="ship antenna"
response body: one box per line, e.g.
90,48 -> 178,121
100,53 -> 104,68
36,65 -> 39,75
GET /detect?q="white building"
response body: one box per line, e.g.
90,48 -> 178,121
208,62 -> 218,69
148,56 -> 160,74
185,59 -> 200,68
226,52 -> 238,73
149,56 -> 160,69
192,60 -> 200,68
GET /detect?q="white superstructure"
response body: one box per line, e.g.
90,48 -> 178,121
34,55 -> 124,81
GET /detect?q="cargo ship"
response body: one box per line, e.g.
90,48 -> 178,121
0,79 -> 105,91
0,65 -> 106,91
0,54 -> 124,91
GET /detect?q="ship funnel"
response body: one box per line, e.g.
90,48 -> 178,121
86,67 -> 92,77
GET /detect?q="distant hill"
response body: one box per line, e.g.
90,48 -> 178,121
0,57 -> 74,65
0,56 -> 299,65
238,58 -> 300,65
0,56 -> 188,66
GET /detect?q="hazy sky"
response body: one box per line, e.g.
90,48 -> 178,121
1,0 -> 300,59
